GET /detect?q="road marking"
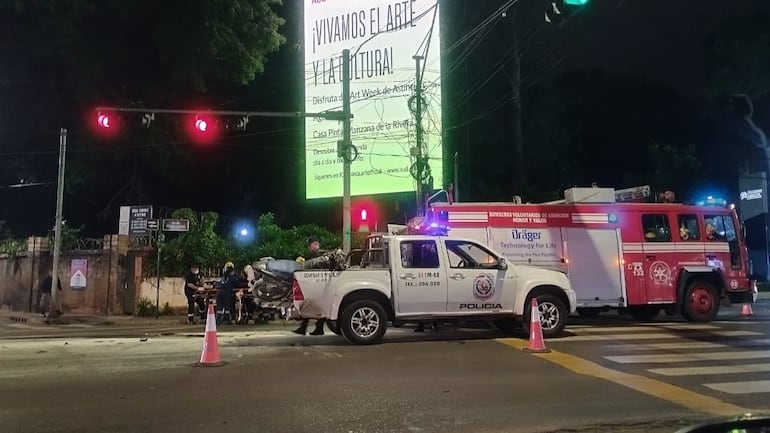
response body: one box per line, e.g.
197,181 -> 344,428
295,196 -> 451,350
703,380 -> 770,395
604,339 -> 770,351
561,330 -> 760,342
605,350 -> 770,364
572,324 -> 720,333
497,338 -> 752,416
649,363 -> 770,377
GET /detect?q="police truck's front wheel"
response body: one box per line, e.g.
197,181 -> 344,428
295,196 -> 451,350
522,294 -> 568,338
340,300 -> 388,345
682,281 -> 719,322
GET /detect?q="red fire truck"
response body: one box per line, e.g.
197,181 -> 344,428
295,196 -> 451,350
409,186 -> 757,322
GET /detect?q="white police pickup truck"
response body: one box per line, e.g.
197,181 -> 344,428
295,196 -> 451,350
291,234 -> 576,345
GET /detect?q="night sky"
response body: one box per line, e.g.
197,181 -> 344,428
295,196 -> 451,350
1,0 -> 769,237
560,0 -> 768,97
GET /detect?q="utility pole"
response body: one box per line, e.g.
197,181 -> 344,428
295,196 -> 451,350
50,128 -> 67,321
341,49 -> 352,253
413,55 -> 425,214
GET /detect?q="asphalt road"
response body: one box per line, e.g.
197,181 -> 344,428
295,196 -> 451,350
2,305 -> 769,433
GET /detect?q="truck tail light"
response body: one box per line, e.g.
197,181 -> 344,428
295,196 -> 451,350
292,279 -> 304,301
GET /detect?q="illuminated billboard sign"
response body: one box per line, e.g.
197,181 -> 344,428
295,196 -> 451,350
304,0 -> 443,199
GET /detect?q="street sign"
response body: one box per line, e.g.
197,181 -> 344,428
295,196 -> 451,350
162,218 -> 190,232
119,205 -> 153,236
147,219 -> 160,231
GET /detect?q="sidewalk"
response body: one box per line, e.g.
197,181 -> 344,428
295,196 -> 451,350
1,309 -> 194,327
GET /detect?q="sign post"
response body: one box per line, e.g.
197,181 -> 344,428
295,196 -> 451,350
155,230 -> 164,319
162,219 -> 190,232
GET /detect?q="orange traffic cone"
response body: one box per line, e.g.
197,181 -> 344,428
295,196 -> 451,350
524,298 -> 551,353
198,304 -> 226,367
741,303 -> 754,317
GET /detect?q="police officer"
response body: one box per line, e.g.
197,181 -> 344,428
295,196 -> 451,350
215,261 -> 243,326
293,236 -> 327,336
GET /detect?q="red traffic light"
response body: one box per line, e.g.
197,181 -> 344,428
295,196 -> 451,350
98,113 -> 111,128
195,118 -> 208,132
360,209 -> 368,221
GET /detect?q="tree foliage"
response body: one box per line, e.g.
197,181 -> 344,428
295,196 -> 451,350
521,70 -> 705,200
158,210 -> 341,277
0,1 -> 287,235
705,11 -> 770,98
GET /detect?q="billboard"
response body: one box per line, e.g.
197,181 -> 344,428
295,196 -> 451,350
304,0 -> 443,199
738,172 -> 768,220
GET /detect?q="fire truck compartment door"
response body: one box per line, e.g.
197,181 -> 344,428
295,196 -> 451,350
564,228 -> 626,306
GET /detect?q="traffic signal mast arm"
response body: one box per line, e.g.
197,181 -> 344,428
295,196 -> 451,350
94,106 -> 350,122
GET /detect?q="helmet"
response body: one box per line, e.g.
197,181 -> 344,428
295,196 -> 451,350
223,261 -> 235,273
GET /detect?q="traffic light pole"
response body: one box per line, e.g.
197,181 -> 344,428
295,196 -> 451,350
97,51 -> 356,253
50,128 -> 67,322
341,49 -> 353,253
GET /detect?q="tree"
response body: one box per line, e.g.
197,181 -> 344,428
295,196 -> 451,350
0,1 -> 287,235
160,209 -> 230,275
705,11 -> 770,98
529,69 -> 705,198
704,12 -> 770,179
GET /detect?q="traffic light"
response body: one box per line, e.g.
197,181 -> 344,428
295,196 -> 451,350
195,117 -> 209,133
545,0 -> 588,24
97,113 -> 111,128
353,200 -> 379,233
186,113 -> 220,144
91,110 -> 122,139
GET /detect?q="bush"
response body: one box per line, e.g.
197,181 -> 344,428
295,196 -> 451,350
136,297 -> 158,317
154,210 -> 343,277
47,224 -> 82,252
161,302 -> 174,316
0,239 -> 26,257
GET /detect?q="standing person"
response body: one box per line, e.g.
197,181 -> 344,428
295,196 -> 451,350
215,261 -> 245,326
293,236 -> 328,336
39,273 -> 62,318
183,264 -> 205,324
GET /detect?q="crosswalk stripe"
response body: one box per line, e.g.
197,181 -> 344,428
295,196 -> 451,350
605,349 -> 770,364
573,324 -> 720,333
562,330 -> 760,342
602,339 -> 770,351
703,380 -> 770,395
649,363 -> 770,377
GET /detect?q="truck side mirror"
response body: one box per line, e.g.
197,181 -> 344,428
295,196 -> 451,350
497,257 -> 508,270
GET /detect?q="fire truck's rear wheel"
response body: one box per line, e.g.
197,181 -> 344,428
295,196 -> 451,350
627,305 -> 660,322
682,281 -> 719,322
522,294 -> 568,338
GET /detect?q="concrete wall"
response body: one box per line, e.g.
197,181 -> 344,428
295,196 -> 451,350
138,277 -> 188,309
0,236 -> 126,315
